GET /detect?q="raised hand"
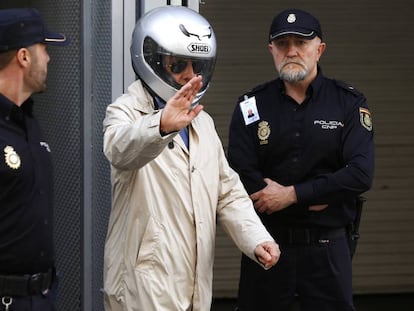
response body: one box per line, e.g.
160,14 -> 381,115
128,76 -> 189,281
160,75 -> 204,134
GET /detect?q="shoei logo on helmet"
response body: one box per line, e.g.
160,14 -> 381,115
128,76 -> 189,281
188,43 -> 210,54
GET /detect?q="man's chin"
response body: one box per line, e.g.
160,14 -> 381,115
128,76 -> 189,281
36,84 -> 47,94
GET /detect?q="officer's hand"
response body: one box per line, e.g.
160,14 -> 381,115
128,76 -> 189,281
254,240 -> 280,269
250,178 -> 297,214
160,75 -> 204,134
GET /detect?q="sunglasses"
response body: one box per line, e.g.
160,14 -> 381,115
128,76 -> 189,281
167,59 -> 205,74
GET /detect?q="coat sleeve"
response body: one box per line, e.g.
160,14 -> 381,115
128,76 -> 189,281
103,94 -> 175,171
215,130 -> 274,267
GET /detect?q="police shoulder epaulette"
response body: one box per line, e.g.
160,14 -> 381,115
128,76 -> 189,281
334,79 -> 364,97
238,80 -> 274,101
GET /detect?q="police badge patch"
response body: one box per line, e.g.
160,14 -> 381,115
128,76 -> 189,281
359,108 -> 373,131
4,146 -> 21,169
258,121 -> 270,145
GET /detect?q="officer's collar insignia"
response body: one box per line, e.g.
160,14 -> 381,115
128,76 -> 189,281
258,121 -> 270,145
4,146 -> 21,169
359,107 -> 373,131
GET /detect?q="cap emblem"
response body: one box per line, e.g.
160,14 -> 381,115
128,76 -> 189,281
287,14 -> 297,23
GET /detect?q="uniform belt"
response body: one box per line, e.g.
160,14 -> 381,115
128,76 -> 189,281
0,268 -> 54,297
273,227 -> 346,245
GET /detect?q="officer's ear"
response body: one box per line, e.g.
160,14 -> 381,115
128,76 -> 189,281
316,40 -> 326,61
268,41 -> 275,53
16,48 -> 31,68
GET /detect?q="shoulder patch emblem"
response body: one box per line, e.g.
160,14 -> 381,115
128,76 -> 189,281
4,146 -> 21,169
359,107 -> 372,131
258,121 -> 270,145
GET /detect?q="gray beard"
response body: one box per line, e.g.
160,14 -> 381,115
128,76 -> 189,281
279,69 -> 307,83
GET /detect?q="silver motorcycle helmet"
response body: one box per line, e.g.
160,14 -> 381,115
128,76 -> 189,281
131,6 -> 216,106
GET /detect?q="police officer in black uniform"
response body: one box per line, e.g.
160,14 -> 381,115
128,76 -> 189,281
228,8 -> 375,311
0,8 -> 68,311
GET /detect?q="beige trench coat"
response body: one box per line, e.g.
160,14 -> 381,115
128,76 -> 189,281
102,80 -> 274,311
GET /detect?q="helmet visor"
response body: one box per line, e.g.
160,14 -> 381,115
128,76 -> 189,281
165,58 -> 207,75
160,55 -> 215,92
143,36 -> 215,95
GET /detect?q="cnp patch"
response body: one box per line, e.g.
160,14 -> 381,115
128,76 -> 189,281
4,146 -> 21,169
359,107 -> 372,131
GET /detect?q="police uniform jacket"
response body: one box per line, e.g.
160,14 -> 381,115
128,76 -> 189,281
102,80 -> 274,311
0,94 -> 54,275
228,68 -> 375,229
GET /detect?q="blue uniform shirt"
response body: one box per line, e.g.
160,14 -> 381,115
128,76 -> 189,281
228,68 -> 375,228
0,94 -> 54,274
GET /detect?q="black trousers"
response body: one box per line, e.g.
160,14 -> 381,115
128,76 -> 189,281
236,234 -> 355,311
